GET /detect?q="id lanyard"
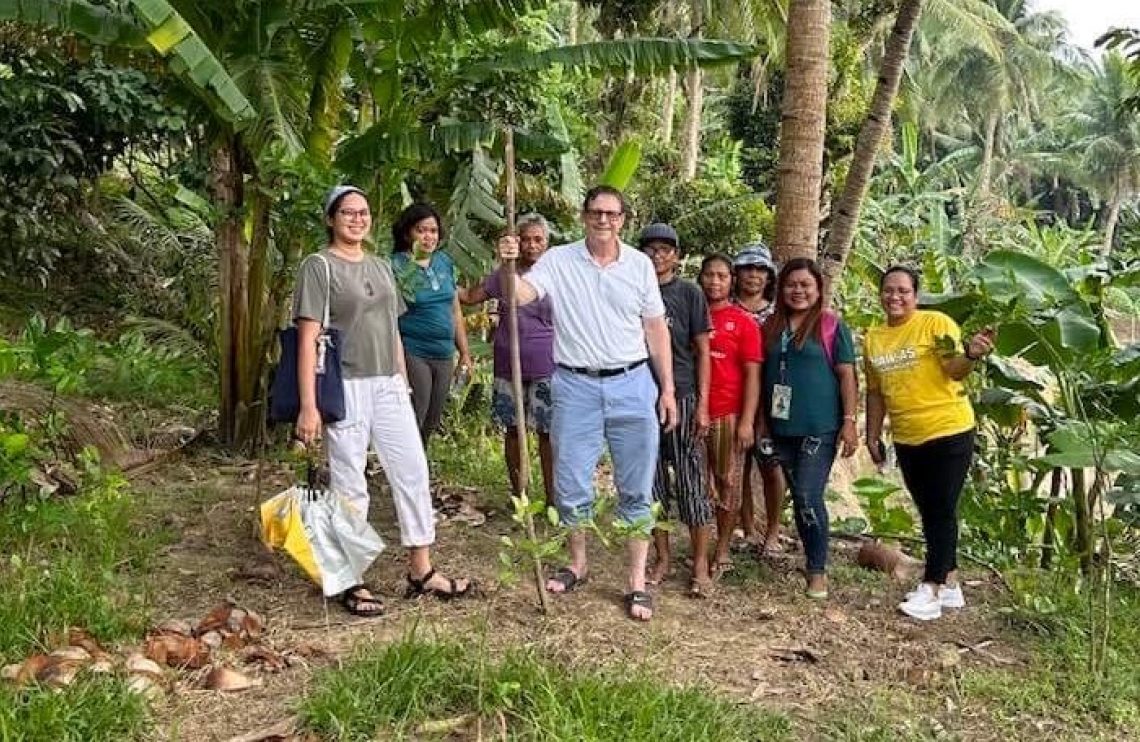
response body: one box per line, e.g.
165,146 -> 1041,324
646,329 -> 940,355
778,328 -> 793,384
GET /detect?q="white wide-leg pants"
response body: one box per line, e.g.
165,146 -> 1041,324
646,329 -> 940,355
325,375 -> 435,547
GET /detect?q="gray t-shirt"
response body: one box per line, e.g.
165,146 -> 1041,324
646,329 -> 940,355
659,277 -> 709,398
292,249 -> 406,379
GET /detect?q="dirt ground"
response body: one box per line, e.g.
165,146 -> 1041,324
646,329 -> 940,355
135,450 -> 1031,742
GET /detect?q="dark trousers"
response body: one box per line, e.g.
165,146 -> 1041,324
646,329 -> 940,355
895,429 -> 975,584
773,431 -> 837,575
405,352 -> 455,443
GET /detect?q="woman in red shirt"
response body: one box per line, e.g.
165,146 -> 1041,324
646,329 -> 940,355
698,254 -> 763,586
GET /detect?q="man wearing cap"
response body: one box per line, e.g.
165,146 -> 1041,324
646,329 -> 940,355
497,185 -> 676,622
638,223 -> 714,595
733,244 -> 786,555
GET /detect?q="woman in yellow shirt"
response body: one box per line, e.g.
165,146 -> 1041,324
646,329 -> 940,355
863,266 -> 994,621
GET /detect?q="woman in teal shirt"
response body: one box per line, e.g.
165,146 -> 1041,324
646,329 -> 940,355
757,258 -> 859,599
391,203 -> 472,444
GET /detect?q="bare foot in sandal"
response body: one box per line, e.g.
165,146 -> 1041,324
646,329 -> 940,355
646,559 -> 672,586
547,566 -> 588,594
341,585 -> 384,617
405,568 -> 473,600
625,590 -> 653,621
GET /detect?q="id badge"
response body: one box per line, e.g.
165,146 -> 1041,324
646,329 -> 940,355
771,384 -> 792,420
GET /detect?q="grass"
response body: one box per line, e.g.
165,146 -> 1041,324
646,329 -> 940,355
959,574 -> 1140,736
0,460 -> 160,663
298,636 -> 793,741
0,451 -> 162,741
0,676 -> 150,742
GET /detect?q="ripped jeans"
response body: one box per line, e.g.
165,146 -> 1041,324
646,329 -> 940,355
773,431 -> 838,575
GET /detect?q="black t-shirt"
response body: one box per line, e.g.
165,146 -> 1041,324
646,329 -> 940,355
658,278 -> 710,398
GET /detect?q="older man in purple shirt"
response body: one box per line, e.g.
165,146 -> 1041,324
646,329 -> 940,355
460,213 -> 555,505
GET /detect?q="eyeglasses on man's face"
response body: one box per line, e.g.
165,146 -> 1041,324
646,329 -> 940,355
584,208 -> 624,223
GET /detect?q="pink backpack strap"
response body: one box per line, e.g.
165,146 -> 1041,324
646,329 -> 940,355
821,310 -> 839,367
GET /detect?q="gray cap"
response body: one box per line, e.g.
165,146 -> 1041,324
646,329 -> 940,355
638,222 -> 679,249
734,242 -> 776,272
323,184 -> 366,217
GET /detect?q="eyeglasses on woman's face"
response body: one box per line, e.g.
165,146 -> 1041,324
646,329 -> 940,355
337,208 -> 371,221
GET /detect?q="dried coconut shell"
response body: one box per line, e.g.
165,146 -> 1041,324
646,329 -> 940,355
203,666 -> 260,692
194,603 -> 234,636
226,608 -> 248,634
242,646 -> 288,672
15,655 -> 51,684
125,653 -> 163,676
145,634 -> 210,669
199,631 -> 224,650
66,627 -> 107,656
241,611 -> 265,639
37,659 -> 83,688
126,673 -> 163,700
856,541 -> 920,581
49,646 -> 91,662
89,657 -> 115,674
154,619 -> 193,637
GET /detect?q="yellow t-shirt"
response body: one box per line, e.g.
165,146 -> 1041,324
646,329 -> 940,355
863,310 -> 975,445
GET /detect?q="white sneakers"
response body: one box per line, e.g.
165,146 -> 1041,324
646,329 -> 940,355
898,582 -> 966,621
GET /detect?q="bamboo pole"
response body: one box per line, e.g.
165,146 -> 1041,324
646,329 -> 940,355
502,127 -> 549,614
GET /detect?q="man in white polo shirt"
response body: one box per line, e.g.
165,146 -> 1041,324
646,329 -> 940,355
498,185 -> 676,622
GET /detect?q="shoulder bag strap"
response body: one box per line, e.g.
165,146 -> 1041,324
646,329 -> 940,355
312,253 -> 332,330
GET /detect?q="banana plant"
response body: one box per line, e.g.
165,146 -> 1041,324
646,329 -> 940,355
924,249 -> 1140,573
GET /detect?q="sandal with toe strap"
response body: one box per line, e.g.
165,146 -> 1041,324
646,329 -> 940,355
547,566 -> 587,593
624,590 -> 653,621
340,585 -> 384,617
404,568 -> 474,601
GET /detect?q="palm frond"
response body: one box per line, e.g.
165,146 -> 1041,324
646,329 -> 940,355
445,147 -> 505,277
337,121 -> 568,173
923,0 -> 1014,62
545,101 -> 583,206
305,15 -> 353,161
600,139 -> 641,190
0,0 -> 142,45
127,0 -> 257,124
462,37 -> 758,81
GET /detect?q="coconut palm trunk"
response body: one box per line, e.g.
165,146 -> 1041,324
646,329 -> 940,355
774,0 -> 831,264
662,68 -> 678,145
680,0 -> 704,181
1102,190 -> 1123,258
821,0 -> 925,291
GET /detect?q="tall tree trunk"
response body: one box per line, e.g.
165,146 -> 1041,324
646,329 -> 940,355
661,68 -> 677,145
1072,467 -> 1092,574
774,0 -> 831,264
1040,467 -> 1064,570
820,0 -> 923,292
1102,190 -> 1122,258
680,0 -> 703,181
681,66 -> 703,180
977,111 -> 999,199
212,138 -> 249,447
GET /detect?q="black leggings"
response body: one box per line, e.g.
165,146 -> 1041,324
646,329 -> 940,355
895,429 -> 975,584
405,352 -> 455,444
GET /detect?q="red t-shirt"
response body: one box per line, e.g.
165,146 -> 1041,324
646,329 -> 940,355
707,303 -> 764,419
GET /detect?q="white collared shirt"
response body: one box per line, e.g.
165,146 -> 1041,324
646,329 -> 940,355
525,239 -> 665,369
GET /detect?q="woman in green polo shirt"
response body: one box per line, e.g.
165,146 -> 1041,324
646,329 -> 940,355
757,258 -> 859,599
390,203 -> 472,444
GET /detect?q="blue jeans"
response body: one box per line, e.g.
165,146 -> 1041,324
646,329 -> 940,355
550,364 -> 659,528
773,431 -> 838,575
